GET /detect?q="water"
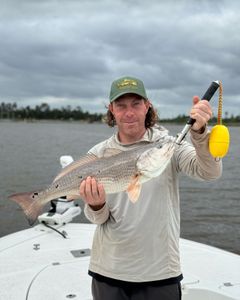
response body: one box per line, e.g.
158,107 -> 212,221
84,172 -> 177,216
0,121 -> 239,255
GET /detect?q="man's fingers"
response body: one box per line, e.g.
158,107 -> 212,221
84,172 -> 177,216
79,179 -> 86,198
79,177 -> 106,207
192,95 -> 200,105
91,177 -> 100,198
190,107 -> 212,121
85,176 -> 94,201
190,97 -> 213,131
98,183 -> 106,200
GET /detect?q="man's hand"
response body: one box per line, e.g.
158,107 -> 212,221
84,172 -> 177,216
80,176 -> 106,211
190,96 -> 213,132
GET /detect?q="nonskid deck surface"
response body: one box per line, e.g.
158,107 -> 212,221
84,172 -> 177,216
0,223 -> 239,300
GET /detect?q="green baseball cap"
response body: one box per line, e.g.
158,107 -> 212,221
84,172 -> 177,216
109,76 -> 148,102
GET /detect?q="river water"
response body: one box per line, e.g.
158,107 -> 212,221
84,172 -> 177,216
0,121 -> 239,254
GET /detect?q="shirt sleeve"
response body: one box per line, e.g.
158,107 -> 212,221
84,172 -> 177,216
84,202 -> 110,225
174,127 -> 222,180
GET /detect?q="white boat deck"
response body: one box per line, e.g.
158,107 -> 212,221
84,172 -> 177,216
0,223 -> 239,300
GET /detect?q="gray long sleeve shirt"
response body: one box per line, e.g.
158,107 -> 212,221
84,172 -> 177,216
84,125 -> 222,282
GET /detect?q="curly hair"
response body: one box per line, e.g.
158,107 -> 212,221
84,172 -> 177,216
104,101 -> 159,128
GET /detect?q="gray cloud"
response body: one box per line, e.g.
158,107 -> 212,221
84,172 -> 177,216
0,0 -> 239,117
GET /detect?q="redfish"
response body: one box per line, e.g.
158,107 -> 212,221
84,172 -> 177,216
9,141 -> 174,225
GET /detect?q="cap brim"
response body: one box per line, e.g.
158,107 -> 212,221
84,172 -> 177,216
110,91 -> 147,102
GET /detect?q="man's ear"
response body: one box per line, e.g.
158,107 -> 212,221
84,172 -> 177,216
145,100 -> 151,111
109,103 -> 114,114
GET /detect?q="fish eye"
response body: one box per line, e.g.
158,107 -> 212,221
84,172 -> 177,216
55,184 -> 59,188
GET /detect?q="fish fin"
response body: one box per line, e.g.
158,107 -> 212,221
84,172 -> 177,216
127,174 -> 142,203
8,191 -> 44,226
102,148 -> 123,158
53,153 -> 98,182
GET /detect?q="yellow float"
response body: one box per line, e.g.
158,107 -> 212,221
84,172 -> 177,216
209,81 -> 230,158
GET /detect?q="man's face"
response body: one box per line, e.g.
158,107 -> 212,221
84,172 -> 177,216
109,93 -> 150,142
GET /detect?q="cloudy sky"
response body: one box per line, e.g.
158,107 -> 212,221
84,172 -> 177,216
0,0 -> 239,118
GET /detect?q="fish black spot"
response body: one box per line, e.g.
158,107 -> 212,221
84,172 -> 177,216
32,192 -> 39,199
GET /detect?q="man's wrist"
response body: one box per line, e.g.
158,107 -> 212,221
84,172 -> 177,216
191,125 -> 206,134
89,203 -> 105,211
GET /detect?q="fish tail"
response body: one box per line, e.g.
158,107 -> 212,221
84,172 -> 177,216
8,191 -> 44,226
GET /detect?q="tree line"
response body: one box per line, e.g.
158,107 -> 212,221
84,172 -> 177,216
160,113 -> 240,125
0,102 -> 103,122
0,102 -> 239,124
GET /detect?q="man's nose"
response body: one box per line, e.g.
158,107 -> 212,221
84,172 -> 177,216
125,106 -> 134,117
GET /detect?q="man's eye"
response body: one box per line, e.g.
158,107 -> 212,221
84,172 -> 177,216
116,104 -> 124,108
133,101 -> 141,106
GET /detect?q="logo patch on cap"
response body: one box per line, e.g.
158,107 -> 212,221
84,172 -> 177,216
117,79 -> 138,88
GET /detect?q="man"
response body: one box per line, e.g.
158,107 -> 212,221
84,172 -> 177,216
80,76 -> 222,300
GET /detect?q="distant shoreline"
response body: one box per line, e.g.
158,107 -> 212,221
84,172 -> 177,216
1,119 -> 239,126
